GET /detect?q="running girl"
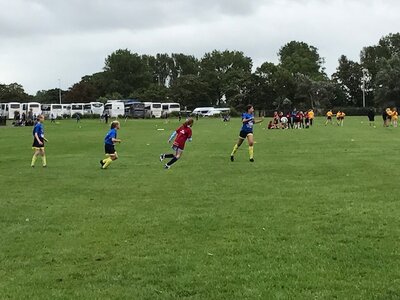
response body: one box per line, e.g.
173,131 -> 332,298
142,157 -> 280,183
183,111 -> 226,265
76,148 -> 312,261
230,104 -> 263,162
31,115 -> 48,167
160,118 -> 193,169
100,121 -> 121,169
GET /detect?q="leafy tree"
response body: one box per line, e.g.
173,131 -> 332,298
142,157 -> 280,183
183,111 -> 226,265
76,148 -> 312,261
0,83 -> 32,102
200,50 -> 252,106
374,55 -> 400,107
279,41 -> 326,80
332,55 -> 364,106
130,84 -> 168,102
170,53 -> 200,85
169,75 -> 212,109
104,49 -> 152,97
34,89 -> 63,104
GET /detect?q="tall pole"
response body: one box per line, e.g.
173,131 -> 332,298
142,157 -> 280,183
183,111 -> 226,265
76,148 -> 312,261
362,69 -> 368,108
58,78 -> 62,104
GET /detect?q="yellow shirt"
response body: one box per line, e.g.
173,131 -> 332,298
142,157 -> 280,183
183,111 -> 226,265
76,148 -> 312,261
326,111 -> 333,117
336,112 -> 341,118
392,111 -> 398,120
308,111 -> 314,119
340,112 -> 346,118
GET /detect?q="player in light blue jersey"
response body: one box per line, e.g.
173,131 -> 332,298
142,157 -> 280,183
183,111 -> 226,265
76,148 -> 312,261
230,104 -> 263,162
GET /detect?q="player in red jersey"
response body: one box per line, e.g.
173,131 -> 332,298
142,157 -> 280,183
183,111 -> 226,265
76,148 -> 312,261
160,118 -> 193,169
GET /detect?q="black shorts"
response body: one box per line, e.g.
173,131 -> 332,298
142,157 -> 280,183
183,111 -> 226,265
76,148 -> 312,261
32,138 -> 44,148
239,130 -> 253,139
105,144 -> 116,154
327,116 -> 332,120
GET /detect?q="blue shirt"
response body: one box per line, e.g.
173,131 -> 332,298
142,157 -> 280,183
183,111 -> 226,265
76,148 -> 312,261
33,122 -> 44,138
241,113 -> 254,133
104,128 -> 117,145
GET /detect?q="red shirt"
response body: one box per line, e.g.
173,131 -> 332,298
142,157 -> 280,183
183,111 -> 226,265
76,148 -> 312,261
173,125 -> 192,150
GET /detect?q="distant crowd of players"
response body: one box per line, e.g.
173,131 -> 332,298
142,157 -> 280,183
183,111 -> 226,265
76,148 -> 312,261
267,109 -> 315,129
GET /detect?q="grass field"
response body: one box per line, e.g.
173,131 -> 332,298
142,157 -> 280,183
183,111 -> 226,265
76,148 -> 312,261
1,116 -> 400,299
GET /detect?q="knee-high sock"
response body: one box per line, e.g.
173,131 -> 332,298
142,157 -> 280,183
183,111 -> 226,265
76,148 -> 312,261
164,154 -> 174,158
231,144 -> 239,156
42,155 -> 47,166
167,157 -> 178,166
31,154 -> 38,166
103,157 -> 113,169
249,146 -> 254,159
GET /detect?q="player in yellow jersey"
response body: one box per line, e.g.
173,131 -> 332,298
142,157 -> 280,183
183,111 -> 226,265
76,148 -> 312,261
325,110 -> 333,125
392,107 -> 398,128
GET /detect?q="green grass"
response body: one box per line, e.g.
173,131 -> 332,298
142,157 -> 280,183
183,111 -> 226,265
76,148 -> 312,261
1,117 -> 400,299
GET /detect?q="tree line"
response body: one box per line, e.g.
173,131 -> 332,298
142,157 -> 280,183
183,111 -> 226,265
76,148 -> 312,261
1,32 -> 400,111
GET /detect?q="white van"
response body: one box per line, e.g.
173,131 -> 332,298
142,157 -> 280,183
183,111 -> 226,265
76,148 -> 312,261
192,107 -> 214,116
144,102 -> 162,118
162,103 -> 181,117
203,108 -> 231,117
104,102 -> 125,118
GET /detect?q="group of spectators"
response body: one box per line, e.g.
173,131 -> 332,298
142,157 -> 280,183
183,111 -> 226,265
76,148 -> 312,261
267,109 -> 315,129
12,109 -> 35,126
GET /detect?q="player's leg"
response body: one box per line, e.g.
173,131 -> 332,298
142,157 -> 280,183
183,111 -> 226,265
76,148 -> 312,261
165,148 -> 182,168
31,148 -> 40,167
231,135 -> 244,161
247,134 -> 254,162
40,148 -> 47,167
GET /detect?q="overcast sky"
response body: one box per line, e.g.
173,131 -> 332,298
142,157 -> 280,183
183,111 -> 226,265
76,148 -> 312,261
0,0 -> 399,95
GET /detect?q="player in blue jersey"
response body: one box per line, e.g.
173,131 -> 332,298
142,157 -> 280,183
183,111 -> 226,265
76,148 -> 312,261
230,104 -> 263,162
31,115 -> 48,167
100,121 -> 121,169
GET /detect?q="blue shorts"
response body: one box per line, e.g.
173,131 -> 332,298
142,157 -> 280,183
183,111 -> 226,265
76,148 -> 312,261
239,130 -> 253,139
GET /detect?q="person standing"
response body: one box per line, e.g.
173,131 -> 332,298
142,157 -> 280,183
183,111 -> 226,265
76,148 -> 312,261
100,121 -> 121,169
230,104 -> 263,162
367,108 -> 375,127
31,115 -> 48,167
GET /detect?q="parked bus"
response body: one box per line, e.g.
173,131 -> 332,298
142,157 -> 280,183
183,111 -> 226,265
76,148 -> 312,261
124,100 -> 145,118
104,101 -> 125,118
90,102 -> 104,115
70,103 -> 84,117
144,102 -> 162,118
0,103 -> 6,117
22,102 -> 41,116
83,103 -> 92,115
7,102 -> 22,119
62,104 -> 71,117
162,102 -> 181,117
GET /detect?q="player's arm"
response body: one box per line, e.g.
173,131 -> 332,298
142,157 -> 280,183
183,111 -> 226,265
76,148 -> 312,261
112,137 -> 121,143
34,132 -> 43,145
254,118 -> 264,124
242,117 -> 253,123
168,131 -> 177,143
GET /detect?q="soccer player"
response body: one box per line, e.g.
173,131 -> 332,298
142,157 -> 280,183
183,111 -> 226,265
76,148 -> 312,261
392,107 -> 398,127
100,121 -> 121,169
339,111 -> 346,126
160,118 -> 193,169
230,104 -> 263,162
325,110 -> 333,125
31,115 -> 48,167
